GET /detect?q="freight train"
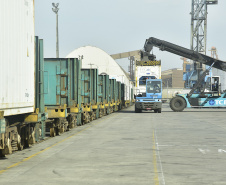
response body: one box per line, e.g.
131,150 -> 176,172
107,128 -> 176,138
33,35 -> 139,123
0,36 -> 134,157
0,0 -> 134,157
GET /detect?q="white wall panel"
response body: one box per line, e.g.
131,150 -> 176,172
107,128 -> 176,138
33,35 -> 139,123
0,0 -> 35,116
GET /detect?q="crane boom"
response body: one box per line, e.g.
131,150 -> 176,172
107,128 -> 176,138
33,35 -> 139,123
142,37 -> 226,72
110,50 -> 140,60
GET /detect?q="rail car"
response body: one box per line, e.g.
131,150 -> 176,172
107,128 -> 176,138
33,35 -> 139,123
0,37 -> 47,157
0,36 -> 134,157
0,0 -> 47,157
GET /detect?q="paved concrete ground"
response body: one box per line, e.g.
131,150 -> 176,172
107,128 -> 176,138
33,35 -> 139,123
0,104 -> 226,185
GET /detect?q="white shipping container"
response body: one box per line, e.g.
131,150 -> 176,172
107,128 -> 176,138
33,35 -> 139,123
135,65 -> 161,94
0,0 -> 35,116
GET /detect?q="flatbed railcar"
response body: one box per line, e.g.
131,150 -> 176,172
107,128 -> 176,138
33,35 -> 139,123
43,57 -> 83,136
98,74 -> 110,116
81,68 -> 99,123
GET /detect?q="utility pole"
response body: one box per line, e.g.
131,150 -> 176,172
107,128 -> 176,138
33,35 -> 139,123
52,3 -> 59,58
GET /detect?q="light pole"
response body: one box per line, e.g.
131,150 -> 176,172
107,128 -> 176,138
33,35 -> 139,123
52,3 -> 59,58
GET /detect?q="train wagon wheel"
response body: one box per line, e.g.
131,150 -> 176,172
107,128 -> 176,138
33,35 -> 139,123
68,115 -> 76,129
28,127 -> 36,145
50,127 -> 56,137
0,149 -> 6,157
170,96 -> 186,112
76,114 -> 82,126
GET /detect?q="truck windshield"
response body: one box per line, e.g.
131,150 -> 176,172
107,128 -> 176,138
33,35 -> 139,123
139,76 -> 156,85
146,81 -> 161,93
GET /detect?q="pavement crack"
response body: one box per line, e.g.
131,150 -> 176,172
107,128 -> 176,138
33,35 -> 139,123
52,169 -> 63,177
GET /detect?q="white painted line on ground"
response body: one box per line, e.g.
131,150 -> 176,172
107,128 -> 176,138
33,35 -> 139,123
155,130 -> 166,185
218,149 -> 226,153
158,144 -> 226,147
198,148 -> 206,154
198,148 -> 210,154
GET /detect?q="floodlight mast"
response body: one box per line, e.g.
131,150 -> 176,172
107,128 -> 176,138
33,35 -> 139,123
190,0 -> 217,89
52,3 -> 59,58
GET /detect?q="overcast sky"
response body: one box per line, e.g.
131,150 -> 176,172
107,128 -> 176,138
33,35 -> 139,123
35,0 -> 226,71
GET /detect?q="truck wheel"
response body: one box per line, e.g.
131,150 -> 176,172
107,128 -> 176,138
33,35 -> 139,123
154,110 -> 158,113
135,106 -> 142,113
170,96 -> 186,112
157,108 -> 161,113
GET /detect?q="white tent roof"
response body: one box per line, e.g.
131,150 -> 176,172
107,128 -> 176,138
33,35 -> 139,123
66,46 -> 130,83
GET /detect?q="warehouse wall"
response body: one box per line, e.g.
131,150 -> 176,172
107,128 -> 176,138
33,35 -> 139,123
162,68 -> 184,88
172,70 -> 184,88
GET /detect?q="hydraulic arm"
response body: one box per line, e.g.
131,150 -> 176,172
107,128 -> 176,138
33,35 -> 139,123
141,37 -> 226,112
142,37 -> 226,72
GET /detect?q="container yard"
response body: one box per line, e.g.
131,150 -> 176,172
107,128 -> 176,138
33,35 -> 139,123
1,0 -> 226,184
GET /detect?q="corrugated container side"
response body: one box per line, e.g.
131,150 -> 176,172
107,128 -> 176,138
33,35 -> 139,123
0,0 -> 35,116
109,75 -> 132,101
81,69 -> 98,105
104,75 -> 110,103
109,79 -> 114,102
121,84 -> 125,104
98,75 -> 105,104
117,82 -> 121,102
44,58 -> 81,107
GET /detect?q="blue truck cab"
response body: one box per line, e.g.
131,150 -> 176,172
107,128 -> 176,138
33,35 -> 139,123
135,79 -> 162,113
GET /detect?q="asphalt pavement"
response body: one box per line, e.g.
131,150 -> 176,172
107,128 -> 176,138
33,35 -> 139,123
0,104 -> 226,185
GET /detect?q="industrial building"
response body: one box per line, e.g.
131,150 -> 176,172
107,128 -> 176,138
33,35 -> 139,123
161,68 -> 184,88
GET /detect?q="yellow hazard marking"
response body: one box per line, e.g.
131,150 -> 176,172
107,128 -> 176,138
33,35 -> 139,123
136,60 -> 161,66
153,131 -> 160,185
0,114 -> 116,175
